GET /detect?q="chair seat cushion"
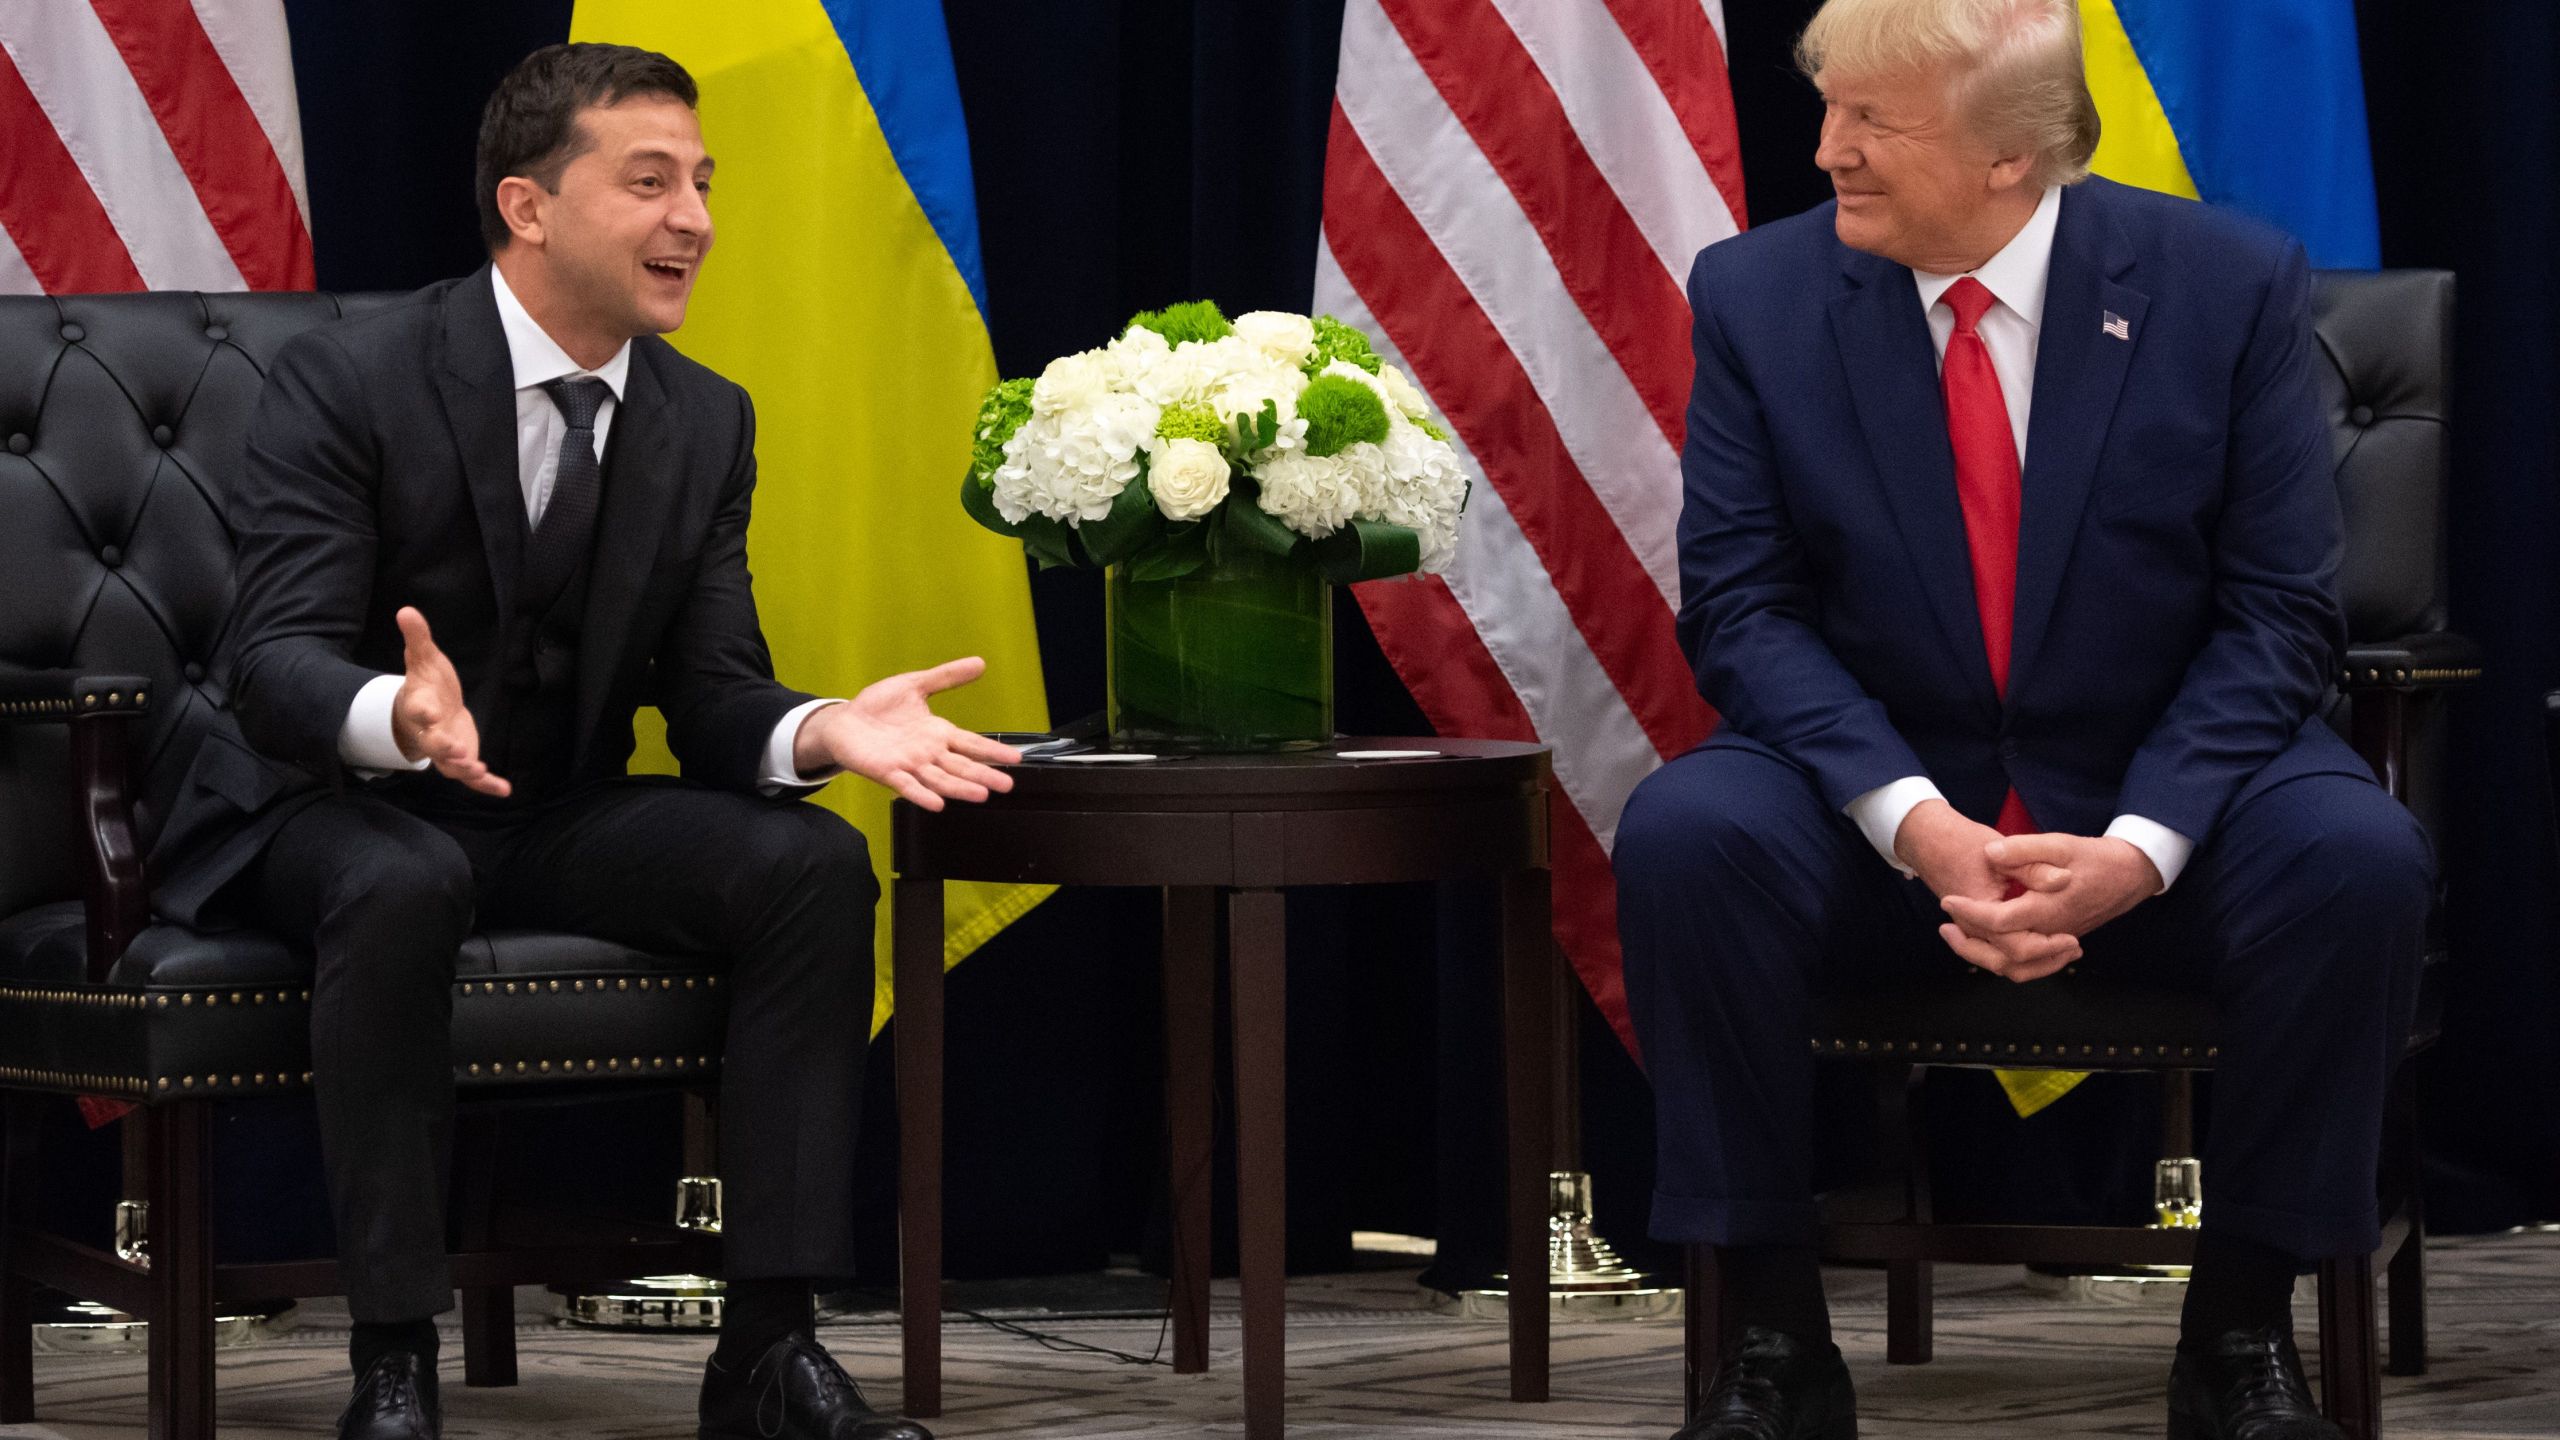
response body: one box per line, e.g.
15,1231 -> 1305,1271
0,901 -> 727,1102
1813,956 -> 2446,1070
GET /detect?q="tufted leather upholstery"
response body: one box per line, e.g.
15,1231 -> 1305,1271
0,290 -> 724,1103
1812,269 -> 2461,1069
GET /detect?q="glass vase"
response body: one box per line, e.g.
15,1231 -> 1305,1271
1106,549 -> 1333,751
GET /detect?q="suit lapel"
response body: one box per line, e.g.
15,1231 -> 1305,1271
432,266 -> 526,618
1829,248 -> 2000,718
572,338 -> 679,766
2009,181 -> 2145,696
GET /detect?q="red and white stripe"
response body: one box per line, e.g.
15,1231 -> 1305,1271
0,0 -> 312,295
1323,0 -> 1743,1055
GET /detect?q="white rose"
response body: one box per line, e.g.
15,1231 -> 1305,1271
1234,311 -> 1318,367
1377,363 -> 1432,422
1145,437 -> 1232,521
1031,351 -> 1116,417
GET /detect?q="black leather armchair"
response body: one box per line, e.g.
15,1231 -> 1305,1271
1681,270 -> 2475,1440
0,293 -> 732,1438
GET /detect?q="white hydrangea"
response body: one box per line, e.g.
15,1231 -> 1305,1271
1372,420 -> 1470,573
991,391 -> 1160,525
1099,325 -> 1171,388
1234,311 -> 1317,368
1144,436 -> 1231,520
1251,448 -> 1363,538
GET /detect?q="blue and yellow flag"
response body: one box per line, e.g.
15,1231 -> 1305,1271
568,0 -> 1051,1032
2078,0 -> 2381,267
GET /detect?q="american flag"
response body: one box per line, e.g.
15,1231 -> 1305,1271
1318,0 -> 1743,1054
0,0 -> 312,295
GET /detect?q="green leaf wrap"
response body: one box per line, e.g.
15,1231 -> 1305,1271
1314,519 -> 1423,583
959,468 -> 1025,538
1078,469 -> 1166,566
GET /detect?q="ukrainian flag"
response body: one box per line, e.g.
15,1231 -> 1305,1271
568,0 -> 1051,1032
2077,0 -> 2381,267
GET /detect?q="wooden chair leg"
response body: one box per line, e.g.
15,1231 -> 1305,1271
1887,1261 -> 1934,1365
2387,1206 -> 2426,1377
1683,1244 -> 1726,1422
2385,1069 -> 2426,1377
0,1275 -> 28,1424
2317,1255 -> 2382,1440
1882,1063 -> 1933,1364
453,1111 -> 517,1388
144,1102 -> 217,1440
1,1098 -> 38,1423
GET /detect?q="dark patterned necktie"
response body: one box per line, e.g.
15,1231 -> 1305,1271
526,376 -> 610,610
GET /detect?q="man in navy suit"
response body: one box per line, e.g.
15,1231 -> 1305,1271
1612,2 -> 2428,1436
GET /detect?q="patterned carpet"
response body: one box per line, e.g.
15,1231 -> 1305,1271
10,1232 -> 2558,1438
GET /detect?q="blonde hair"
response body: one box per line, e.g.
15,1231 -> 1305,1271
1797,0 -> 2101,187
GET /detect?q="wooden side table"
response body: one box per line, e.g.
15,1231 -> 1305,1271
892,739 -> 1556,1439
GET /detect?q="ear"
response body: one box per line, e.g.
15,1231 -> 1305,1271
1985,149 -> 2039,194
494,175 -> 547,247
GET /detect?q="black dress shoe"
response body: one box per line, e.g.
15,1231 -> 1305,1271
1673,1325 -> 1856,1440
2167,1327 -> 2345,1439
338,1352 -> 439,1440
700,1331 -> 932,1440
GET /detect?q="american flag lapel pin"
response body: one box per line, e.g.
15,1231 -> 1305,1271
2102,310 -> 2131,341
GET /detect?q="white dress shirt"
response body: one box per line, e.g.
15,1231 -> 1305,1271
338,267 -> 838,788
1841,184 -> 2192,891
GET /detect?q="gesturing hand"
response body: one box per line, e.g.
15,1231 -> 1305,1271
392,606 -> 509,797
1894,799 -> 2080,982
1936,832 -> 2160,981
794,656 -> 1024,811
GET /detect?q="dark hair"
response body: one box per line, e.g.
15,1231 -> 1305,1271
475,42 -> 698,251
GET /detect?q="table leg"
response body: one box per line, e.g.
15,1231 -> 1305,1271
894,876 -> 945,1419
1228,887 -> 1287,1440
1162,886 -> 1217,1374
1502,866 -> 1553,1401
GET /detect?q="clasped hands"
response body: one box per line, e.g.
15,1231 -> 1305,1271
391,605 -> 1020,809
1892,798 -> 2162,983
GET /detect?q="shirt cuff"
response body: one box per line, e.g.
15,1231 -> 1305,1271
339,672 -> 430,775
2104,814 -> 2192,893
1845,775 -> 1944,878
762,698 -> 844,793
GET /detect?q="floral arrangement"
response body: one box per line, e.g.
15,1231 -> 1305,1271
961,301 -> 1469,583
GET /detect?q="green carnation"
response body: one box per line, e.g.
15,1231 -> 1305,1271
969,377 -> 1034,484
1306,314 -> 1381,375
1126,299 -> 1233,347
1155,403 -> 1225,445
1297,374 -> 1390,458
1415,414 -> 1451,444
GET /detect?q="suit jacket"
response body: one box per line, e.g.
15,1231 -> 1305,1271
1674,176 -> 2367,848
152,265 -> 815,926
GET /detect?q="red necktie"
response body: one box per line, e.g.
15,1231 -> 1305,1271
1938,277 -> 2033,837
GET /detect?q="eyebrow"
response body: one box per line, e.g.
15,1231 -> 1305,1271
626,147 -> 715,175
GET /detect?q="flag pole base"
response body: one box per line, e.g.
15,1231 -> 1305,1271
1434,1171 -> 1681,1320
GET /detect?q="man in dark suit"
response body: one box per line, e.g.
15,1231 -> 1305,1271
1612,2 -> 2429,1437
151,43 -> 1014,1440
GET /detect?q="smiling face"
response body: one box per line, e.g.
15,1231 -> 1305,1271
1813,62 -> 2037,274
492,94 -> 713,365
